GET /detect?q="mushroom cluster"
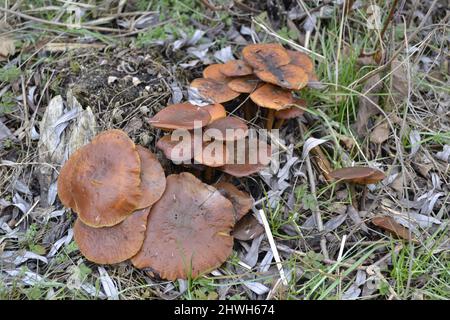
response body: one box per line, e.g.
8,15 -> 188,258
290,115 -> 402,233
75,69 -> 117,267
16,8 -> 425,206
148,43 -> 316,179
57,130 -> 255,280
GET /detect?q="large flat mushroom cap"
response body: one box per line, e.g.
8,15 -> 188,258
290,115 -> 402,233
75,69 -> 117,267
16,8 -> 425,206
71,129 -> 142,227
287,50 -> 314,73
190,78 -> 240,104
250,83 -> 293,110
203,64 -> 229,82
156,133 -> 194,163
204,117 -> 248,141
213,181 -> 253,221
135,146 -> 166,209
275,99 -> 306,119
227,75 -> 260,93
148,103 -> 211,130
242,43 -> 290,70
220,60 -> 253,77
74,207 -> 151,264
255,64 -> 308,90
219,139 -> 272,177
330,167 -> 386,184
57,147 -> 84,209
131,172 -> 235,280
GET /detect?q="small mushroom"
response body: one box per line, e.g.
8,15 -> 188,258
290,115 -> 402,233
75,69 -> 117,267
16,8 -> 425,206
203,64 -> 230,82
227,75 -> 260,93
148,103 -> 211,130
213,181 -> 253,221
202,103 -> 227,123
220,59 -> 253,77
190,78 -> 240,104
219,138 -> 272,177
242,43 -> 290,70
135,146 -> 166,209
68,130 -> 143,227
73,207 -> 151,264
254,64 -> 308,90
156,133 -> 194,163
131,172 -> 235,280
204,116 -> 249,142
249,83 -> 294,129
273,99 -> 306,129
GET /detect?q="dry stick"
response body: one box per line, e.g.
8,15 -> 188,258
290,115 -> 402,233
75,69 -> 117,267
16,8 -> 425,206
298,120 -> 329,259
257,209 -> 288,286
379,0 -> 399,42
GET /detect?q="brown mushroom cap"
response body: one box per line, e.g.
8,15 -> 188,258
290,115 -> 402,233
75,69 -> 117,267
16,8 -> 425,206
204,117 -> 249,141
242,43 -> 290,70
131,172 -> 235,280
330,167 -> 386,184
249,83 -> 294,110
193,140 -> 229,167
148,103 -> 211,130
203,64 -> 229,82
58,148 -> 83,209
74,207 -> 150,264
202,103 -> 227,123
213,181 -> 253,221
255,64 -> 308,90
219,138 -> 272,177
135,146 -> 166,209
274,99 -> 306,120
156,133 -> 194,162
220,60 -> 253,77
287,50 -> 314,74
71,130 -> 142,227
227,75 -> 260,93
190,78 -> 240,104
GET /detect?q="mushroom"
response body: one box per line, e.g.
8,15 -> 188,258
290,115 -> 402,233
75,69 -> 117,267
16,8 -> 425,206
73,206 -> 151,264
213,181 -> 253,221
273,99 -> 306,129
287,50 -> 314,74
135,146 -> 166,209
204,116 -> 249,142
203,64 -> 230,82
156,132 -> 195,163
190,78 -> 240,104
220,59 -> 253,77
249,83 -> 294,129
219,138 -> 272,177
68,130 -> 143,227
330,166 -> 386,210
202,103 -> 227,123
148,103 -> 211,130
131,172 -> 235,280
242,43 -> 290,70
254,64 -> 308,90
227,75 -> 260,93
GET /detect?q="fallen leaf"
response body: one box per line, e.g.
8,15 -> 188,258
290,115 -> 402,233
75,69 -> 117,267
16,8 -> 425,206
370,121 -> 389,144
389,59 -> 409,107
355,74 -> 382,136
0,36 -> 15,61
371,216 -> 416,242
232,214 -> 264,241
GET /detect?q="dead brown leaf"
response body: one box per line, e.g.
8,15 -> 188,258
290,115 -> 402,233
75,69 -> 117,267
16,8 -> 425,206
371,216 -> 416,242
370,121 -> 390,144
0,36 -> 15,61
232,214 -> 264,241
389,59 -> 409,108
355,74 -> 382,136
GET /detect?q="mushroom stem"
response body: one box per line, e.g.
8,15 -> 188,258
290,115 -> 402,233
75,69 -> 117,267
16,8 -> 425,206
266,109 -> 275,130
204,166 -> 215,183
360,185 -> 368,211
273,119 -> 285,129
349,183 -> 359,209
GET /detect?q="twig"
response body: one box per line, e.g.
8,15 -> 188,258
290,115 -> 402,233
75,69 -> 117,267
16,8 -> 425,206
257,209 -> 288,286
